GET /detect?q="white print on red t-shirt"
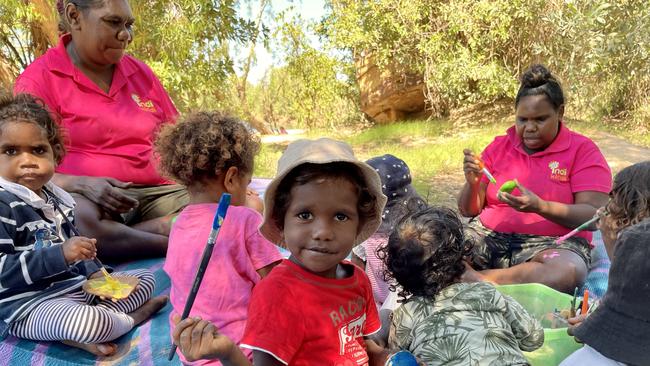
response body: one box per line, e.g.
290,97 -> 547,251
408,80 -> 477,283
329,296 -> 366,327
337,313 -> 369,364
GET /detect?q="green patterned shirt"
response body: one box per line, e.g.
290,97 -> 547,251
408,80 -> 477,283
389,282 -> 544,365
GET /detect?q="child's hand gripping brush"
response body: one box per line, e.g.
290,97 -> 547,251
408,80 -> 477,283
168,193 -> 232,361
45,188 -> 138,302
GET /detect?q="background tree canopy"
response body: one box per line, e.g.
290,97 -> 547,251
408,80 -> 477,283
1,0 -> 648,133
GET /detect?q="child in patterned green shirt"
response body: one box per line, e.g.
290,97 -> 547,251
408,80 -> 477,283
382,206 -> 544,365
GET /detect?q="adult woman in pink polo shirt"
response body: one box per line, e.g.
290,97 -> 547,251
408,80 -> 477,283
14,0 -> 187,261
458,65 -> 611,293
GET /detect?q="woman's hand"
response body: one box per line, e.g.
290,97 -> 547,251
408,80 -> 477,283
172,315 -> 238,362
62,236 -> 97,264
497,180 -> 546,213
462,149 -> 483,185
77,176 -> 139,214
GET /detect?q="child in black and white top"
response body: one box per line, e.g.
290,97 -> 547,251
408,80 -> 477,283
0,94 -> 167,356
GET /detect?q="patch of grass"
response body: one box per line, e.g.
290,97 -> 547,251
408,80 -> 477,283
254,119 -> 512,200
344,120 -> 509,195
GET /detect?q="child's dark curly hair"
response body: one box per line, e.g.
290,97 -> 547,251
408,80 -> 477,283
155,111 -> 260,185
0,93 -> 65,163
607,161 -> 650,231
379,206 -> 473,302
271,162 -> 379,233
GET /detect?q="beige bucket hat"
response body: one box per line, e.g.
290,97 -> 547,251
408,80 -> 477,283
260,138 -> 387,246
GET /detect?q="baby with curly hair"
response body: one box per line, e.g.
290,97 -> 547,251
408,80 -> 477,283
156,112 -> 282,364
382,206 -> 544,365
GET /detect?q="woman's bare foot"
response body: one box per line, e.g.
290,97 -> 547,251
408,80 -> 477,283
128,295 -> 169,326
62,340 -> 117,356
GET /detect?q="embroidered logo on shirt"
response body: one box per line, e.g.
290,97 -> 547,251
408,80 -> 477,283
34,228 -> 58,249
548,161 -> 569,182
131,94 -> 157,113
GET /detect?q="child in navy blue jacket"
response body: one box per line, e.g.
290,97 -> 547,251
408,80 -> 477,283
0,94 -> 167,356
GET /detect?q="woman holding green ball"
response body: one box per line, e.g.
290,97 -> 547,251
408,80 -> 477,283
457,64 -> 611,293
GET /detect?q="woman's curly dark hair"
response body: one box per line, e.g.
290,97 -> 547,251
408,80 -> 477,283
607,161 -> 650,231
379,206 -> 473,302
0,93 -> 65,164
155,111 -> 260,185
271,162 -> 378,233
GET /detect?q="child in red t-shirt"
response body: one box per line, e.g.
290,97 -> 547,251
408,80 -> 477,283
171,138 -> 390,365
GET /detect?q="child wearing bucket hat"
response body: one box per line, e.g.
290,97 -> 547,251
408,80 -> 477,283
351,155 -> 425,310
561,161 -> 650,366
172,138 -> 391,365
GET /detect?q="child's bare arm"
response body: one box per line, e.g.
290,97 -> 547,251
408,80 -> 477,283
365,338 -> 390,365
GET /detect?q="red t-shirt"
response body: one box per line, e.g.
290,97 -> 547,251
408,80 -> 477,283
14,34 -> 178,185
241,259 -> 381,366
479,123 -> 612,241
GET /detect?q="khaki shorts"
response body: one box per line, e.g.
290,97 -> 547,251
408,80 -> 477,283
466,219 -> 591,270
115,184 -> 189,225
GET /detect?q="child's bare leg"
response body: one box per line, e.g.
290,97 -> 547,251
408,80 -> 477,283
476,249 -> 587,293
128,295 -> 169,326
61,340 -> 117,357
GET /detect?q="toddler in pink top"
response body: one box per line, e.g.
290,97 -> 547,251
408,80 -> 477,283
156,112 -> 282,365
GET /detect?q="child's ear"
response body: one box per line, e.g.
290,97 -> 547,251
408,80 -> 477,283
53,144 -> 65,165
222,166 -> 240,193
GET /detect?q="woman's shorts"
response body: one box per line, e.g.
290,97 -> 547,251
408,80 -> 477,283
117,184 -> 189,224
466,219 -> 591,270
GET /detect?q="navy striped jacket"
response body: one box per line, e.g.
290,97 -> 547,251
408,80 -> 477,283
0,178 -> 99,339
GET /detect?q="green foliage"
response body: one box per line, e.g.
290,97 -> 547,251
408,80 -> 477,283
246,14 -> 362,130
128,0 -> 260,112
0,0 -> 53,85
322,0 -> 650,127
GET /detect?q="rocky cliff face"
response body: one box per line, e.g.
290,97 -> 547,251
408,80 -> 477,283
355,54 -> 427,123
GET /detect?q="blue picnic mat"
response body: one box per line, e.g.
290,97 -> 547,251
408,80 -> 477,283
0,258 -> 180,366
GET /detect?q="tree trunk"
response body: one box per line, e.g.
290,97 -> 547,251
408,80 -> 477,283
237,0 -> 271,134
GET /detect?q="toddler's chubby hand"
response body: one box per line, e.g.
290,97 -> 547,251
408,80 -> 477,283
172,314 -> 237,362
62,236 -> 97,264
567,313 -> 587,342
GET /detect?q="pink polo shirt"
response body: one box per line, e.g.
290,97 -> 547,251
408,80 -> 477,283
14,34 -> 178,185
479,123 -> 611,242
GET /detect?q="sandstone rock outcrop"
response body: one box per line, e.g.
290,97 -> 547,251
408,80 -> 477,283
355,54 -> 427,123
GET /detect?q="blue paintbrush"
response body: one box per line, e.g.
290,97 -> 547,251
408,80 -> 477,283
168,193 -> 232,361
